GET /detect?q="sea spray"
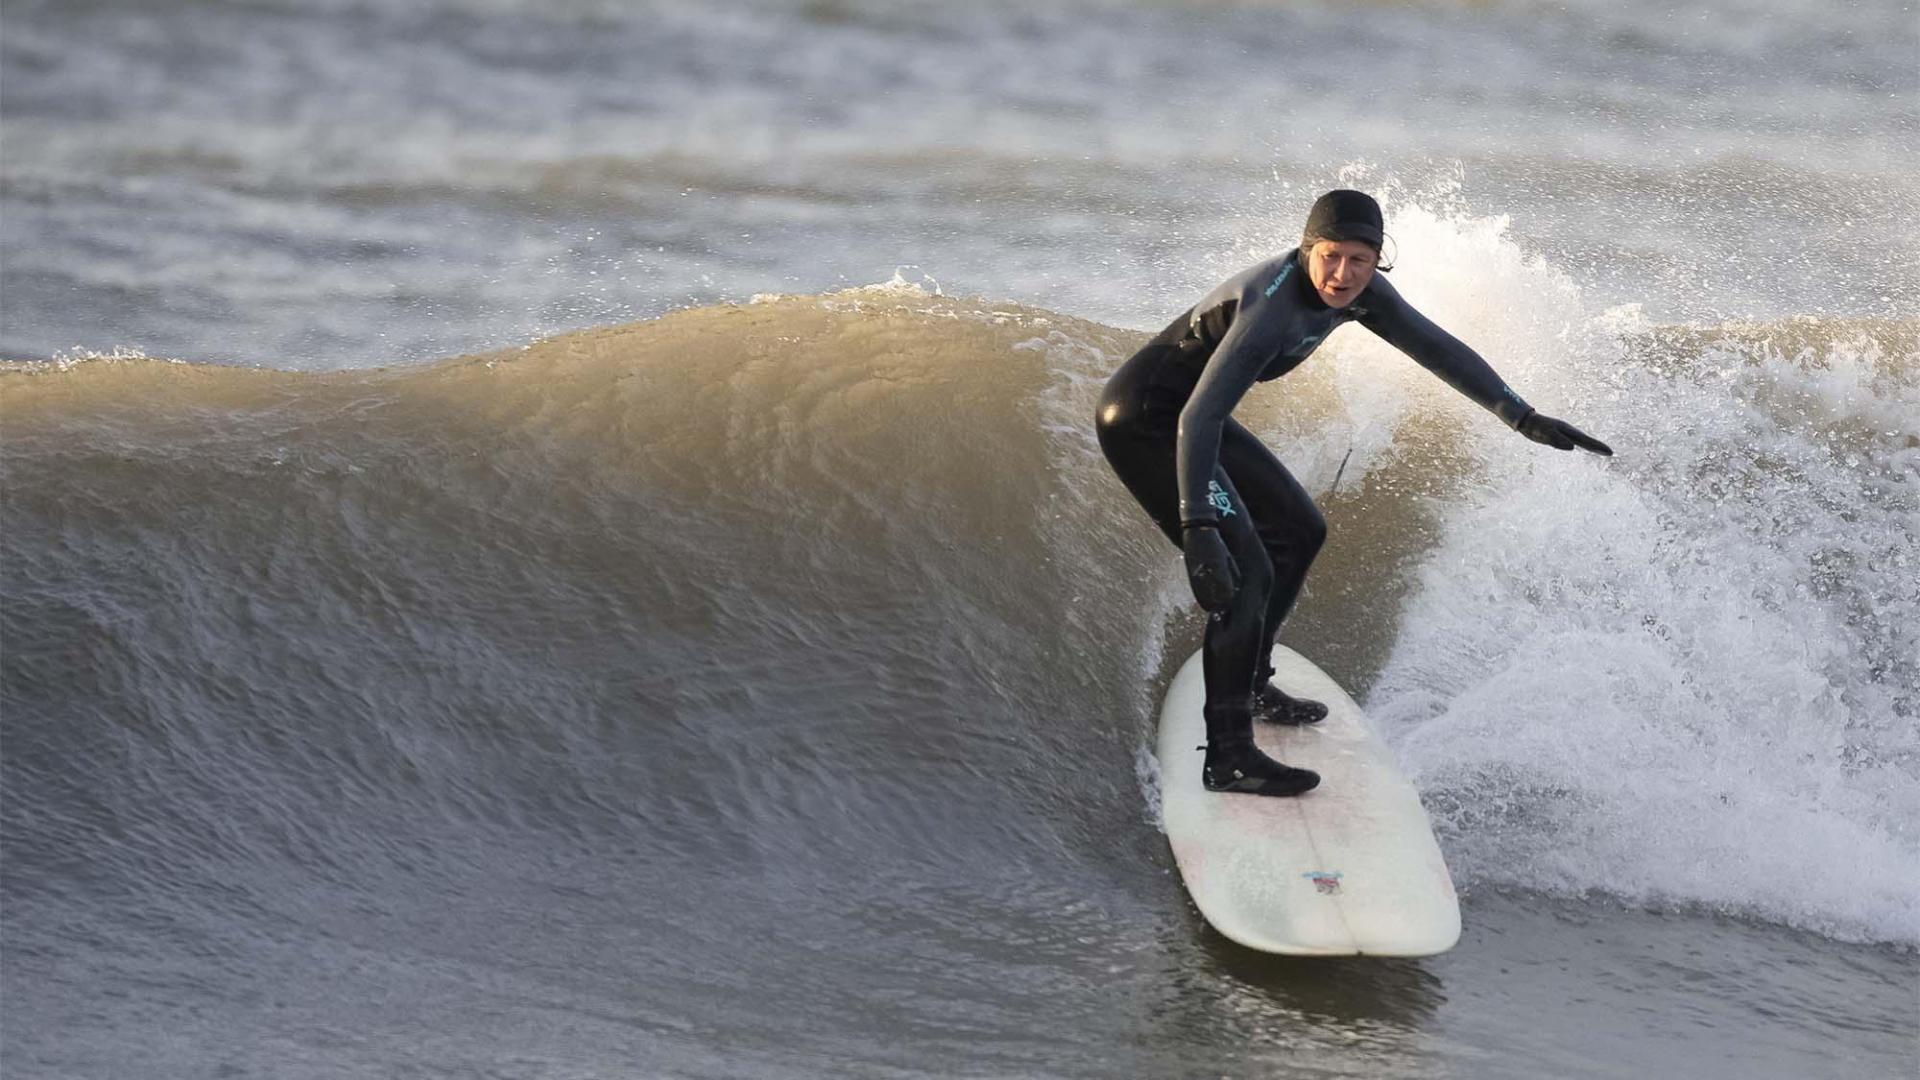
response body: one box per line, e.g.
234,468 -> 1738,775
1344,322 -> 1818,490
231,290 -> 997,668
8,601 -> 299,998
1343,207 -> 1920,945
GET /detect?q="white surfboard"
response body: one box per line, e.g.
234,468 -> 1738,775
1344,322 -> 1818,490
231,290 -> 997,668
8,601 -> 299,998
1156,646 -> 1460,957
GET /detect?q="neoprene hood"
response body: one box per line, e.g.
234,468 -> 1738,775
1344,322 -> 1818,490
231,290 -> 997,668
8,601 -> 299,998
1302,189 -> 1384,249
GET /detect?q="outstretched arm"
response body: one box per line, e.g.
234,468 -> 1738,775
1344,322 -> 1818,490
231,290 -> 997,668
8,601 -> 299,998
1358,276 -> 1612,456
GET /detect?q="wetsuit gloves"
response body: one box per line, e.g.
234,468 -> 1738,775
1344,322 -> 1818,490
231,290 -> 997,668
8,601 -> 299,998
1181,522 -> 1240,612
1517,410 -> 1614,456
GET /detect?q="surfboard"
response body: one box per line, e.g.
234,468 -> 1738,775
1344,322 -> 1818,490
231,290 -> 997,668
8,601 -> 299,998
1156,645 -> 1460,957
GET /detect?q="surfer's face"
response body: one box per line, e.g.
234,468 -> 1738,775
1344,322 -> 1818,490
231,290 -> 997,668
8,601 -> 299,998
1305,240 -> 1379,308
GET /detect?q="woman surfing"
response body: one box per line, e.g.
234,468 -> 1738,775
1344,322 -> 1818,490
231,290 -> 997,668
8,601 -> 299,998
1096,190 -> 1612,798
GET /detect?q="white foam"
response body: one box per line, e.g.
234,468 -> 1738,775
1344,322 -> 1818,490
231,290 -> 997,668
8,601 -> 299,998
35,345 -> 171,372
1350,199 -> 1920,944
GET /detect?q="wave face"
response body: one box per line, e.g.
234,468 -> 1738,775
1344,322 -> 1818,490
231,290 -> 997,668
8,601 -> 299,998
3,287 -> 1240,1076
3,270 -> 1917,1075
7,267 -> 1916,949
0,287 -> 1170,886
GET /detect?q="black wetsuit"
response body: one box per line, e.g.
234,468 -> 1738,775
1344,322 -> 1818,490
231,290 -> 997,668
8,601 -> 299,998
1096,248 -> 1534,707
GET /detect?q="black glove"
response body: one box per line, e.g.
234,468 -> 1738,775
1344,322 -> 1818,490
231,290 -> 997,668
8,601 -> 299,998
1182,523 -> 1240,614
1518,411 -> 1613,456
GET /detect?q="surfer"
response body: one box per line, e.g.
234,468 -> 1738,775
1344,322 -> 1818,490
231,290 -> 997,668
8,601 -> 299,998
1096,189 -> 1612,798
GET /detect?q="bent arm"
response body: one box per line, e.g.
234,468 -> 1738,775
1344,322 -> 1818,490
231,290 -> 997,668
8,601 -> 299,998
1176,315 -> 1281,523
1359,279 -> 1533,428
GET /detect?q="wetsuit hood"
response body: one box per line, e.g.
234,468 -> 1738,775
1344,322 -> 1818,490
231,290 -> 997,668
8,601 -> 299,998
1302,189 -> 1384,249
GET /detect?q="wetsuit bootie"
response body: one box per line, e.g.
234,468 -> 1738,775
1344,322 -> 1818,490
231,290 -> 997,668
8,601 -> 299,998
1252,680 -> 1329,726
1200,702 -> 1320,797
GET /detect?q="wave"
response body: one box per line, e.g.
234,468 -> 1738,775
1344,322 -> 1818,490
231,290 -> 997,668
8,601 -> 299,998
3,274 -> 1916,946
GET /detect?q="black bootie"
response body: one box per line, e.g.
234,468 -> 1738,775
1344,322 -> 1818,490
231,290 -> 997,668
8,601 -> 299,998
1252,680 -> 1329,726
1200,700 -> 1320,797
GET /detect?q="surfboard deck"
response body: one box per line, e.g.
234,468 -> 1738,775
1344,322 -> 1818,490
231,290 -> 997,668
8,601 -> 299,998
1156,645 -> 1460,957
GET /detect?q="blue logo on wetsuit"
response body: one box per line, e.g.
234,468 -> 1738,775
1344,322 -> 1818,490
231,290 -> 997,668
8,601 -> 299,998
1263,264 -> 1295,298
1207,479 -> 1237,517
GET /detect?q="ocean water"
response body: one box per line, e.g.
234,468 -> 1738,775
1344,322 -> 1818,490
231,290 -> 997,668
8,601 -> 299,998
3,1 -> 1917,1077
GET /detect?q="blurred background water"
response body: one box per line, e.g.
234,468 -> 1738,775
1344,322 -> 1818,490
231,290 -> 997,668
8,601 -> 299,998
4,0 -> 1914,367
